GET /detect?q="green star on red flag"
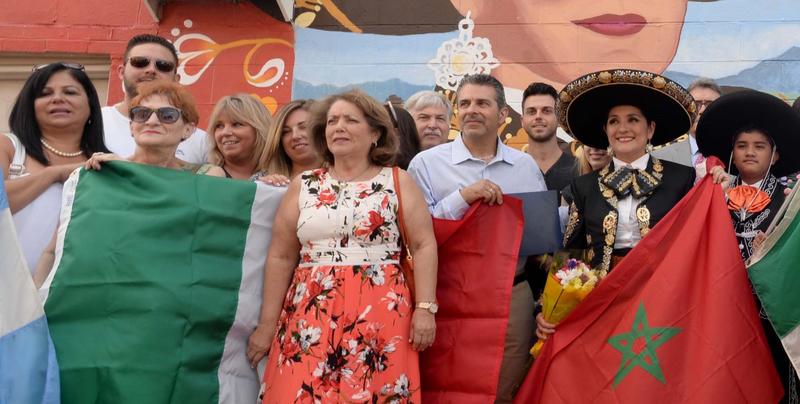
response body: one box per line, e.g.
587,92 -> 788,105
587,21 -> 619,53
608,302 -> 682,387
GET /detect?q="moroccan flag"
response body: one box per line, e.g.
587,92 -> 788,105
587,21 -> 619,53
514,177 -> 782,403
421,200 -> 524,403
749,187 -> 800,374
39,162 -> 284,403
0,173 -> 59,403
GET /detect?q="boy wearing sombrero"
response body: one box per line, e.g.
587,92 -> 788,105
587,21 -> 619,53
699,90 -> 800,404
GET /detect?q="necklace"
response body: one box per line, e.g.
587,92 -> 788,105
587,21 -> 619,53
330,165 -> 374,182
41,139 -> 82,157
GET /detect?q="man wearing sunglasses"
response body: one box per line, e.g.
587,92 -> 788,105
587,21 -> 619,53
102,34 -> 209,165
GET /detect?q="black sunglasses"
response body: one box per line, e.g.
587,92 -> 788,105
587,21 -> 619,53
130,106 -> 183,124
32,62 -> 85,72
127,56 -> 176,73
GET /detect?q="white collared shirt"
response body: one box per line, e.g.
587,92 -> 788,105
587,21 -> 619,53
407,134 -> 548,220
613,154 -> 651,249
689,135 -> 699,159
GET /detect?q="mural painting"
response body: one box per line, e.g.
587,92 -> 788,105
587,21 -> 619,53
253,0 -> 800,147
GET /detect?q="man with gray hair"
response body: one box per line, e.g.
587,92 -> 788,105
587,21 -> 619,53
405,90 -> 452,150
653,77 -> 722,167
408,74 -> 547,403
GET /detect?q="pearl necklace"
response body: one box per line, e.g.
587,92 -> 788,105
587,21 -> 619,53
41,139 -> 83,157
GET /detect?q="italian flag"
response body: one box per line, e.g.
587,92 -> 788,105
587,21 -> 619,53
39,162 -> 284,403
749,187 -> 800,375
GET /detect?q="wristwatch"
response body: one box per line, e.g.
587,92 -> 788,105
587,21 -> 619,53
416,302 -> 439,314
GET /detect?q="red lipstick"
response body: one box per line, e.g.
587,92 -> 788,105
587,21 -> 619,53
572,14 -> 647,36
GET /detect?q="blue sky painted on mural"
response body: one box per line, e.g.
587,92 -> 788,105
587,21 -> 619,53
670,0 -> 800,78
294,0 -> 800,90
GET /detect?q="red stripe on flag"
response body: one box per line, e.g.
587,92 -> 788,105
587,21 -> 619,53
422,199 -> 524,403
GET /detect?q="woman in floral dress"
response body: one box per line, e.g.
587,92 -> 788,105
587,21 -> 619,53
248,89 -> 439,403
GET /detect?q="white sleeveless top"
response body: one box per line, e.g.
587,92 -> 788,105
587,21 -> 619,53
3,133 -> 63,274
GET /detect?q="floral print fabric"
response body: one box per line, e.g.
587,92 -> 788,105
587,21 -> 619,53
262,167 -> 419,403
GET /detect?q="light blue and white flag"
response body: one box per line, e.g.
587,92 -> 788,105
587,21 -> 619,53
0,173 -> 60,403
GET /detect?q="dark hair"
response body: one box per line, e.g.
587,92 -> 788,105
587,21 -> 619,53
9,63 -> 108,166
309,89 -> 398,167
792,97 -> 800,114
522,82 -> 559,108
733,124 -> 775,147
384,103 -> 421,169
124,34 -> 179,67
604,103 -> 654,125
456,74 -> 506,108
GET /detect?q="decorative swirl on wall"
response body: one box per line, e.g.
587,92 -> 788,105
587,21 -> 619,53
173,32 -> 293,88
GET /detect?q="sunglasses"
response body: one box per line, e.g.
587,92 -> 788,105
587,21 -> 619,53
32,62 -> 85,72
127,56 -> 176,73
130,106 -> 183,124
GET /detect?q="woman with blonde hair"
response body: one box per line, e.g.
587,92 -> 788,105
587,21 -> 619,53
572,142 -> 611,175
206,93 -> 272,180
259,100 -> 322,185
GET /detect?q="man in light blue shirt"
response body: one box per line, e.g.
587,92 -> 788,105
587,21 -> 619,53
407,73 -> 546,403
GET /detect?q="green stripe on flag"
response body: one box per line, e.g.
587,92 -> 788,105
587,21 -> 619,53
749,189 -> 800,337
44,162 -> 256,403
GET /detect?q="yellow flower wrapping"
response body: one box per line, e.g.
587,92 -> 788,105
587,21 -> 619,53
530,274 -> 595,358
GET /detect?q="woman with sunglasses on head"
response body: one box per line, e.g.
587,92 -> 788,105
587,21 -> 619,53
0,62 -> 109,273
206,94 -> 273,180
84,80 -> 224,177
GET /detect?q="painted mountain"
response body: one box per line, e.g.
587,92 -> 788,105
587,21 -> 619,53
665,46 -> 800,96
293,78 -> 431,103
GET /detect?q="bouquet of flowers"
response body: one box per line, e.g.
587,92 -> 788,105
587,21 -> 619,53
530,256 -> 606,358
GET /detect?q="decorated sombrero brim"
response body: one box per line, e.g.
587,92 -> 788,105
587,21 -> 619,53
696,90 -> 800,177
558,69 -> 696,149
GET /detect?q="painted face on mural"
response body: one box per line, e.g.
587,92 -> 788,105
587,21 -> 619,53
119,43 -> 178,98
452,0 -> 688,89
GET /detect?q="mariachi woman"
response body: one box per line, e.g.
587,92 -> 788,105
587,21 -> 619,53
699,90 -> 800,404
559,69 -> 696,272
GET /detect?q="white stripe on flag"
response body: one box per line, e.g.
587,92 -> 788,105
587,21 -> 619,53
39,168 -> 81,303
217,183 -> 286,404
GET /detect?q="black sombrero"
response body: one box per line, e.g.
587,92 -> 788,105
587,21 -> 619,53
696,90 -> 800,177
558,69 -> 696,149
